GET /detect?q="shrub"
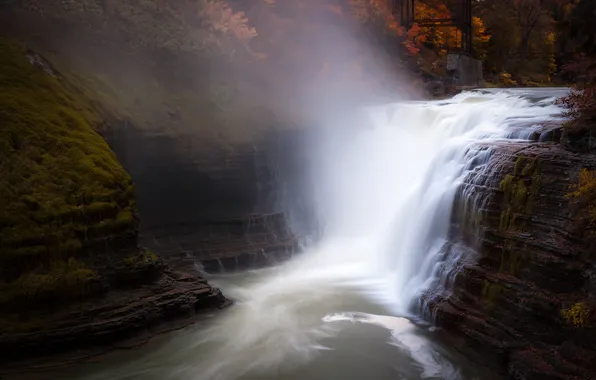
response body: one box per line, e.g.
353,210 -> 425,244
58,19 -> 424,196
561,302 -> 591,327
567,168 -> 596,228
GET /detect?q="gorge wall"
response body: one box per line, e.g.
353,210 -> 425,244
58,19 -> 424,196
103,125 -> 316,273
0,39 -> 230,367
0,3 -> 325,364
427,130 -> 596,379
0,4 -> 318,276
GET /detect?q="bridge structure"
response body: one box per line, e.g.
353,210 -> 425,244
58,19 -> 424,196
391,0 -> 482,88
392,0 -> 473,55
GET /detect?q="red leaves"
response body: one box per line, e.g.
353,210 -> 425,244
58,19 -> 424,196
403,39 -> 420,55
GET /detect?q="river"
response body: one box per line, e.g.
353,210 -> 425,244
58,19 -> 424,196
21,88 -> 568,380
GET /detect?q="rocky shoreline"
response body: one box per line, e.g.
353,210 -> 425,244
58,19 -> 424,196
0,264 -> 230,374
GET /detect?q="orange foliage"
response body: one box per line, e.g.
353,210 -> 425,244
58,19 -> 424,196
413,1 -> 489,57
349,0 -> 424,53
199,0 -> 257,47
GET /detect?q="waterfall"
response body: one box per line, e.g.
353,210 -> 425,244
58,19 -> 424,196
199,89 -> 565,377
83,88 -> 567,380
308,88 -> 565,311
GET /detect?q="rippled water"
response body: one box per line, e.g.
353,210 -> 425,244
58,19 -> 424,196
31,269 -> 498,380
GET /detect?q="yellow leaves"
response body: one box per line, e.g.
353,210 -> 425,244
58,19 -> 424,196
568,169 -> 596,201
567,168 -> 596,228
347,0 -> 426,55
473,16 -> 491,45
499,72 -> 518,86
561,302 -> 591,327
414,2 -> 459,53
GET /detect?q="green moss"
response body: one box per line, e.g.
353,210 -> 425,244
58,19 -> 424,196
561,302 -> 591,327
0,39 -> 138,307
499,155 -> 542,231
124,249 -> 159,266
481,281 -> 504,308
0,258 -> 98,308
514,156 -> 527,176
498,242 -> 524,276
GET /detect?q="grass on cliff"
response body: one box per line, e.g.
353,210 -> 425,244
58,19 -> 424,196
0,39 -> 137,302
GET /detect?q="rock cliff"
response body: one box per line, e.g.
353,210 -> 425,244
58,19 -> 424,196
426,131 -> 596,379
103,126 -> 312,273
0,4 -> 311,274
0,40 -> 228,366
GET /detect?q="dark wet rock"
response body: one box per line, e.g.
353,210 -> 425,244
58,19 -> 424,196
428,140 -> 596,379
142,212 -> 301,273
0,270 -> 229,370
104,125 -> 314,273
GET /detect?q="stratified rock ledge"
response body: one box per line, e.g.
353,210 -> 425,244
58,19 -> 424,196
0,266 -> 230,372
427,134 -> 596,380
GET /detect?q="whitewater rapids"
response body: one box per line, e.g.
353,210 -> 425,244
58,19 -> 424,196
63,88 -> 566,380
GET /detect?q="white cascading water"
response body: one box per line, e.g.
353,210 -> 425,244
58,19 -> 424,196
83,89 -> 566,380
188,89 -> 565,379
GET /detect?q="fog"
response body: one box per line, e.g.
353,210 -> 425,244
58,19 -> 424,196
0,3 -> 573,380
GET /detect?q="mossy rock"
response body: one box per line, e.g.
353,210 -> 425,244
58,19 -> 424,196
114,248 -> 164,288
481,280 -> 506,309
498,241 -> 524,276
0,39 -> 138,309
0,258 -> 101,311
499,155 -> 542,231
123,248 -> 159,267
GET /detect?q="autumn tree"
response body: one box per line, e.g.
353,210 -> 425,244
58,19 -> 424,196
516,0 -> 551,59
477,0 -> 556,84
198,0 -> 258,56
19,0 -> 258,55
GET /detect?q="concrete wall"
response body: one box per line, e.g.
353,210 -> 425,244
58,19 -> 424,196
446,53 -> 485,87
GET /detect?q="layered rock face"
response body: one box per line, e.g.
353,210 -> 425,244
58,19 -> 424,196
1,7 -> 314,365
426,135 -> 596,379
103,126 -> 314,273
0,41 -> 228,365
